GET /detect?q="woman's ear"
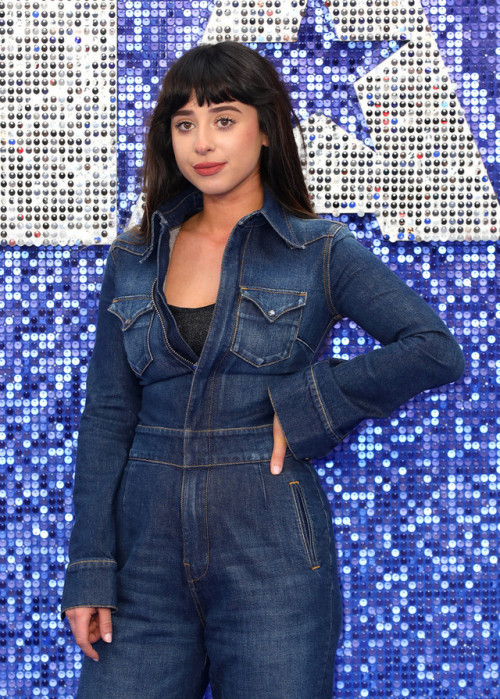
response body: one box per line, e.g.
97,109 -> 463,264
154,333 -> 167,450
261,132 -> 269,148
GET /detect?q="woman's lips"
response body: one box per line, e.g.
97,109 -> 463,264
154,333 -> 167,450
193,162 -> 226,176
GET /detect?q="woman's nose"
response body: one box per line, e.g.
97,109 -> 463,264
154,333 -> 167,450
194,127 -> 214,154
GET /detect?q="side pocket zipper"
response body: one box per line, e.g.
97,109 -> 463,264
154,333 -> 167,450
289,480 -> 320,570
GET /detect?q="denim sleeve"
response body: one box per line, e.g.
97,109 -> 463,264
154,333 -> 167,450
268,227 -> 465,461
60,248 -> 142,620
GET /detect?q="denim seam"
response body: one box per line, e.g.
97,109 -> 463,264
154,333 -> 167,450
136,423 -> 273,433
329,221 -> 346,236
323,235 -> 343,320
241,286 -> 307,295
183,469 -> 211,583
311,316 -> 336,360
309,365 -> 342,442
140,210 -> 161,262
191,467 -> 211,582
295,335 -> 314,354
229,293 -> 243,361
256,463 -> 268,505
237,225 -> 252,294
320,591 -> 335,698
300,233 -> 335,246
301,234 -> 331,245
282,209 -> 302,247
62,604 -> 117,613
298,222 -> 345,248
179,469 -> 207,588
109,294 -> 151,301
111,244 -> 144,257
129,456 -> 275,467
180,468 -> 187,571
67,559 -> 117,568
120,460 -> 135,514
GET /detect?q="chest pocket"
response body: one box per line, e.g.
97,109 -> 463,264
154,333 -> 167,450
231,287 -> 307,367
108,296 -> 155,375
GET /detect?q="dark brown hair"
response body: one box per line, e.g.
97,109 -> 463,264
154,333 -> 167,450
138,41 -> 315,241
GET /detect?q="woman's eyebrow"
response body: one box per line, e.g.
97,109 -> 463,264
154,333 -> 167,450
172,105 -> 243,117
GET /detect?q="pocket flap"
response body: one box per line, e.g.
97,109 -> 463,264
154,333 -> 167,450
240,287 -> 306,322
108,296 -> 154,330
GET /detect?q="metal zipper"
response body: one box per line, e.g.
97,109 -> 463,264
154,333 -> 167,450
150,278 -> 197,370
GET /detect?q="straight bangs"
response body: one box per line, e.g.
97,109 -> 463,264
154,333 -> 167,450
164,47 -> 272,118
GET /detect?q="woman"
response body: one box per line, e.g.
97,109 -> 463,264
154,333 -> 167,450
61,41 -> 464,698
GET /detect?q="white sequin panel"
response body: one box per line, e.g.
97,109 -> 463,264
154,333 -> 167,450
326,0 -> 429,42
0,1 -> 117,245
201,0 -> 307,44
354,33 -> 498,241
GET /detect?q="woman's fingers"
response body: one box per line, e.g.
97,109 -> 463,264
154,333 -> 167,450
66,607 -> 101,661
88,613 -> 101,644
271,412 -> 287,475
98,607 -> 113,644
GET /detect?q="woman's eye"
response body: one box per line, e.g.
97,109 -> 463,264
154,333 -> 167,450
217,117 -> 234,129
174,121 -> 193,132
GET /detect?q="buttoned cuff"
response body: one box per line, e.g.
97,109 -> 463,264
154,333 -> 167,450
267,361 -> 344,461
60,559 -> 118,621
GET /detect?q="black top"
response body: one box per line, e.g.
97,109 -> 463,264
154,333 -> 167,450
168,302 -> 215,358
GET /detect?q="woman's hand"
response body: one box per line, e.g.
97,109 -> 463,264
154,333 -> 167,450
66,606 -> 113,661
270,412 -> 287,475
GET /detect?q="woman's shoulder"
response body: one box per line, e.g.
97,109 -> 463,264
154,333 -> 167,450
106,225 -> 157,297
109,225 -> 149,257
283,211 -> 353,247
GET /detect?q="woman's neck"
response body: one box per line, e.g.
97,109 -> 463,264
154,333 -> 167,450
195,182 -> 265,241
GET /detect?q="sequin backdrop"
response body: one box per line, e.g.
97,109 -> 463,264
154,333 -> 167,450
0,0 -> 499,697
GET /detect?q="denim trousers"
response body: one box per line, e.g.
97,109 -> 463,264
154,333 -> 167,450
76,439 -> 342,699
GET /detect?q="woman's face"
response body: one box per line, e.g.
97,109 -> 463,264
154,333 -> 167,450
171,94 -> 269,200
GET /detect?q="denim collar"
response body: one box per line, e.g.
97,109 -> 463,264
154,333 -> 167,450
140,185 -> 304,262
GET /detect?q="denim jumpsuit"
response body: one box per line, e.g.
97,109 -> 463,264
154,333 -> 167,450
61,186 -> 464,698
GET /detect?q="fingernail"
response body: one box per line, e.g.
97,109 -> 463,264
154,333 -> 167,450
93,658 -> 99,662
103,633 -> 112,643
271,464 -> 281,475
